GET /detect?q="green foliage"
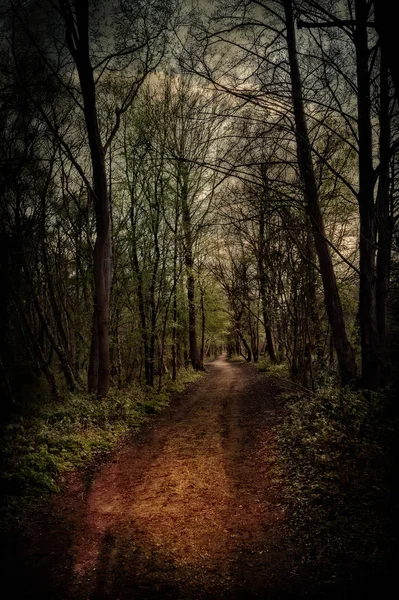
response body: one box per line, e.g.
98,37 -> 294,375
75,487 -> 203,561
162,366 -> 204,394
257,357 -> 290,378
276,386 -> 396,576
0,369 -> 203,529
227,354 -> 246,363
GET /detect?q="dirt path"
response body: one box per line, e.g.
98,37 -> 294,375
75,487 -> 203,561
3,356 -> 301,599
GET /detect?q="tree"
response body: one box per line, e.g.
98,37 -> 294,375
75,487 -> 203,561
295,0 -> 397,388
182,0 -> 357,384
163,77 -> 224,370
8,0 -> 176,396
283,0 -> 356,384
374,0 -> 399,105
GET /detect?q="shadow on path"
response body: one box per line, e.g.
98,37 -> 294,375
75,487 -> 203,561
2,356 -> 302,599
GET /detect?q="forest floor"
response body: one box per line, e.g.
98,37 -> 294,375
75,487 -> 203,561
0,355 -> 394,599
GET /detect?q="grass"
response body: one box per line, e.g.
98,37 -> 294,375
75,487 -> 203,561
0,367 -> 204,530
226,354 -> 246,363
256,356 -> 291,377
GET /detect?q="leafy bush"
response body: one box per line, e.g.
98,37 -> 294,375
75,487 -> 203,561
257,357 -> 290,378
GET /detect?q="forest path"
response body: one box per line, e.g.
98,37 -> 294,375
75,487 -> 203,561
4,356 -> 301,599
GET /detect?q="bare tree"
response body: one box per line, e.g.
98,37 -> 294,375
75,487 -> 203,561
7,0 -> 176,396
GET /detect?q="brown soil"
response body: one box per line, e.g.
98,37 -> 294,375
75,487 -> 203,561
2,356 -> 303,600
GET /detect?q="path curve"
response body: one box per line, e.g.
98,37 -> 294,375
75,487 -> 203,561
4,356 -> 299,599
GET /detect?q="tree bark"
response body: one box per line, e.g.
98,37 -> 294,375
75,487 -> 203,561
61,0 -> 111,398
355,0 -> 381,389
130,205 -> 150,386
181,167 -> 203,371
374,0 -> 399,106
376,53 -> 392,358
87,309 -> 99,393
148,200 -> 161,387
237,329 -> 252,362
171,212 -> 179,382
200,284 -> 206,364
258,185 -> 277,363
283,0 -> 357,386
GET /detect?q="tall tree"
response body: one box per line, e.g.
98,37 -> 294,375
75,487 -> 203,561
165,78 -> 224,371
283,0 -> 357,385
57,1 -> 111,397
374,0 -> 399,105
353,0 -> 380,389
7,0 -> 175,396
296,0 -> 395,388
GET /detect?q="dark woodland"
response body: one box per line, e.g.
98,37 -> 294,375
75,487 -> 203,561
0,1 -> 398,598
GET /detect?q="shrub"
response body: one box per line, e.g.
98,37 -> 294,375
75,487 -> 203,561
276,386 -> 396,575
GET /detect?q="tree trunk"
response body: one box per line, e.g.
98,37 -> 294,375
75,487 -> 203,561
284,0 -> 357,386
87,309 -> 99,393
172,240 -> 178,382
374,0 -> 399,106
237,329 -> 252,362
186,268 -> 202,370
376,53 -> 392,364
62,0 -> 111,398
355,0 -> 381,389
148,203 -> 161,387
258,187 -> 277,363
181,169 -> 203,371
130,206 -> 150,386
200,285 -> 206,364
236,309 -> 251,362
305,228 -> 321,358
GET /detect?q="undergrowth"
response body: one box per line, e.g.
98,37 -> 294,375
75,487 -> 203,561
275,385 -> 397,588
0,368 -> 203,530
256,356 -> 290,378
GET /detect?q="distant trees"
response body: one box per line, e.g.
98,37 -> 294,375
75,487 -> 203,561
181,0 -> 397,390
118,76 -> 226,378
165,79 -> 225,370
1,0 -> 397,406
